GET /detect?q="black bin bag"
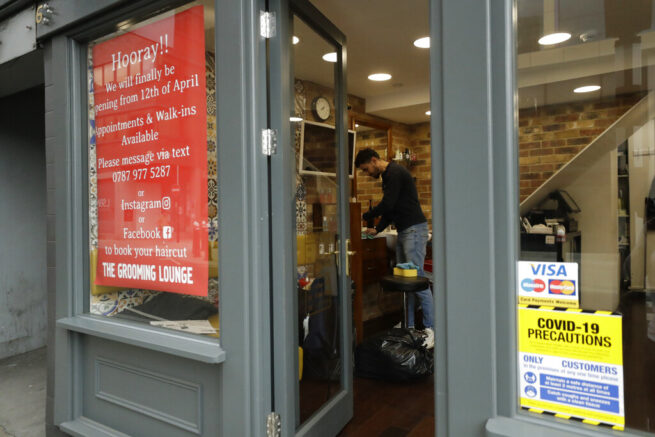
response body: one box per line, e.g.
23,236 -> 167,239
355,328 -> 433,381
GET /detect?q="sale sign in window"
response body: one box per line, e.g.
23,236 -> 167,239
92,6 -> 208,296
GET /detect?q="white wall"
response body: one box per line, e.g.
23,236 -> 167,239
628,119 -> 655,289
565,152 -> 620,311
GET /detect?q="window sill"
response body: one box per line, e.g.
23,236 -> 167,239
60,416 -> 130,437
486,415 -> 626,437
57,314 -> 226,364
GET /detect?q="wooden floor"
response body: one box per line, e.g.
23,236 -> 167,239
301,293 -> 655,436
338,377 -> 434,437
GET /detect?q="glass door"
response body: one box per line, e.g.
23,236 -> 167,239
268,0 -> 353,435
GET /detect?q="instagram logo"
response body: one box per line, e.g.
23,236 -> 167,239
162,226 -> 173,239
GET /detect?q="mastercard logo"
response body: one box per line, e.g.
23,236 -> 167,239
521,278 -> 546,292
549,280 -> 576,295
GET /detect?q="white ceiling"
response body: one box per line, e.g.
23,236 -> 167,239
298,0 -> 430,124
294,0 -> 655,124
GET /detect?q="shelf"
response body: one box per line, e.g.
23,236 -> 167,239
618,214 -> 630,218
619,174 -> 629,178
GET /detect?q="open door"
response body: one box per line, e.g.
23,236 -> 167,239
267,0 -> 353,435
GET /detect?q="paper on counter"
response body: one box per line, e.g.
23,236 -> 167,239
150,320 -> 217,334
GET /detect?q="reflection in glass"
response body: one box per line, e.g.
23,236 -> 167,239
517,0 -> 655,432
292,14 -> 343,427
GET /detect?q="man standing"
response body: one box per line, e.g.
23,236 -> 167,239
355,148 -> 434,349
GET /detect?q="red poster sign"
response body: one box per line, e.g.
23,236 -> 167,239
93,6 -> 208,296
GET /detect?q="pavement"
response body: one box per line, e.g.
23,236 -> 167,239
0,348 -> 46,437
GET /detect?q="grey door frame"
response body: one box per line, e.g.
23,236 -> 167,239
267,0 -> 353,435
429,0 -> 516,435
43,0 -> 274,435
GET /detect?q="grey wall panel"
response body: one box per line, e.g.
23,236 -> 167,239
0,5 -> 37,64
36,0 -> 127,39
0,86 -> 47,360
83,336 -> 221,437
95,358 -> 202,433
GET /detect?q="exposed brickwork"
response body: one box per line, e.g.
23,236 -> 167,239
519,93 -> 645,201
409,122 -> 432,223
296,79 -> 432,225
355,127 -> 388,217
354,121 -> 432,225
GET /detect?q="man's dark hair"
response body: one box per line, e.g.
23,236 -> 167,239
354,148 -> 380,167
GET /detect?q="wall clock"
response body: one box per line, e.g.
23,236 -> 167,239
312,96 -> 331,121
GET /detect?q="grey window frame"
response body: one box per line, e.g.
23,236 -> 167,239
44,0 -> 274,435
431,1 -> 651,436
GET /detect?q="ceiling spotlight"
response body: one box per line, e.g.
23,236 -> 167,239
355,123 -> 360,128
573,85 -> 601,93
292,36 -> 300,45
290,116 -> 303,122
425,110 -> 431,116
538,32 -> 571,45
368,73 -> 392,81
322,52 -> 337,62
413,37 -> 430,48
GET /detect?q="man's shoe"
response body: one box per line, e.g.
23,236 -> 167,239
422,327 -> 434,349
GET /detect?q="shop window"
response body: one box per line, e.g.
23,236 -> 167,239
515,0 -> 655,432
86,1 -> 218,338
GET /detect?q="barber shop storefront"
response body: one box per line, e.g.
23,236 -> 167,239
5,0 -> 655,436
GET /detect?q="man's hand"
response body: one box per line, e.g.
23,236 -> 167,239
364,228 -> 378,236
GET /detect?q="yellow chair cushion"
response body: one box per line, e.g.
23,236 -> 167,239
393,267 -> 418,277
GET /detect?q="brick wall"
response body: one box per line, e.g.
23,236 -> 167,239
354,121 -> 432,225
519,93 -> 645,201
354,127 -> 388,217
409,122 -> 432,222
296,79 -> 433,226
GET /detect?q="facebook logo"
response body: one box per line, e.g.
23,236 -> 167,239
162,226 -> 173,239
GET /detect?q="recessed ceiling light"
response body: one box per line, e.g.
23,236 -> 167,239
292,36 -> 300,45
322,52 -> 337,62
538,32 -> 571,45
425,110 -> 431,116
355,123 -> 360,128
368,73 -> 392,81
290,116 -> 303,122
413,37 -> 430,48
573,85 -> 601,93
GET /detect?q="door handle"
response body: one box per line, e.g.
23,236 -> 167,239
335,240 -> 356,276
346,239 -> 355,277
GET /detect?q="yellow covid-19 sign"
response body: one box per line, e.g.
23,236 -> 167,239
518,306 -> 624,429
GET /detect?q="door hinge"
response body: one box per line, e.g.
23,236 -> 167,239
260,11 -> 276,38
262,129 -> 278,156
266,412 -> 281,437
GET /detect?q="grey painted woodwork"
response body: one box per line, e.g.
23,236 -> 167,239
42,0 -> 272,436
268,0 -> 353,435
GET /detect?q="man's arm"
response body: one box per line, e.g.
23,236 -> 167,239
375,215 -> 391,233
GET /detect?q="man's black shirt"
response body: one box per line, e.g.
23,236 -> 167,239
362,161 -> 426,233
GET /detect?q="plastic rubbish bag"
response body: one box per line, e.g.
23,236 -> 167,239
355,328 -> 433,381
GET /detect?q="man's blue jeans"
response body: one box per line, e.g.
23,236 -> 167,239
395,222 -> 434,329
